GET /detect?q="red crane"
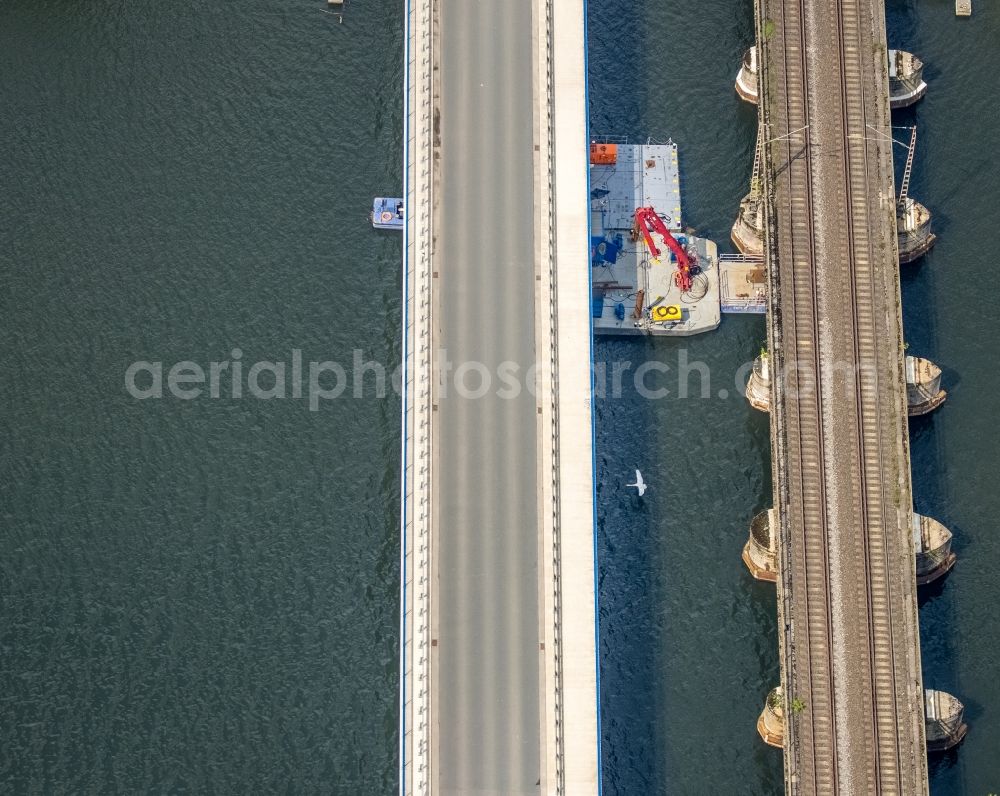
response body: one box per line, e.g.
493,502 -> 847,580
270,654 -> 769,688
632,206 -> 694,292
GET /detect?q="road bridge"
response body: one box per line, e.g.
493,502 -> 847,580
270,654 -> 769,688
398,1 -> 599,793
755,0 -> 930,791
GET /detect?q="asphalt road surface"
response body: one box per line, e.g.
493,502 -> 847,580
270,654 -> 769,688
433,0 -> 542,793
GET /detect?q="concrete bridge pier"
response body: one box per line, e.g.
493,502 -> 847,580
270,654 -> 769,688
889,49 -> 928,109
925,690 -> 968,751
756,687 -> 785,747
740,44 -> 927,110
747,352 -> 946,417
743,509 -> 778,582
743,508 -> 954,588
735,46 -> 759,104
758,688 -> 968,754
731,191 -> 765,256
914,513 -> 957,585
745,353 -> 771,412
898,197 -> 937,262
906,355 -> 947,415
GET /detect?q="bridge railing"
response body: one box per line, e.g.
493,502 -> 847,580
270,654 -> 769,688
538,0 -> 567,787
400,0 -> 434,794
752,0 -> 801,787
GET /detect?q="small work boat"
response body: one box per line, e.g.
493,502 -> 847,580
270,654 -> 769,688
372,197 -> 404,230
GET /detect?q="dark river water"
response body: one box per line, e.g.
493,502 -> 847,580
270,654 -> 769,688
1,0 -> 996,792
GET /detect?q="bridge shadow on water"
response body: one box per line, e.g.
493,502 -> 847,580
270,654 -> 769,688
593,318 -> 781,795
588,0 -> 788,792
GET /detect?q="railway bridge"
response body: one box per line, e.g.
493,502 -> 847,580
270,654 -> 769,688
750,0 -> 961,792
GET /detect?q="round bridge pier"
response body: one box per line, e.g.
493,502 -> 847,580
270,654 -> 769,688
745,353 -> 771,412
925,690 -> 968,752
898,197 -> 937,263
757,687 -> 785,747
735,46 -> 759,104
731,191 -> 765,256
743,509 -> 778,582
906,355 -> 947,415
914,513 -> 957,585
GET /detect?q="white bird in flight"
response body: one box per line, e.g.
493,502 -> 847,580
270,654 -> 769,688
626,469 -> 647,496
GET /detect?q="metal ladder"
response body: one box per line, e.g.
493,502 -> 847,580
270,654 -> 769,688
899,126 -> 918,203
750,125 -> 764,198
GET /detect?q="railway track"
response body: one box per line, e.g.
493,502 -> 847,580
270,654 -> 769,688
833,0 -> 906,788
771,0 -> 837,789
763,0 -> 924,791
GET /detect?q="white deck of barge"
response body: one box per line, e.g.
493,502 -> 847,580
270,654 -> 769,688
590,142 -> 721,336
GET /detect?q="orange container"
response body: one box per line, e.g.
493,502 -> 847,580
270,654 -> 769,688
590,143 -> 618,165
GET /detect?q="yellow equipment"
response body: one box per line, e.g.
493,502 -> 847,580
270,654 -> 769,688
651,304 -> 682,323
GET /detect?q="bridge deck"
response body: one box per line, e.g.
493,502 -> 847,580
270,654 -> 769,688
759,0 -> 929,792
401,1 -> 597,793
432,0 -> 542,791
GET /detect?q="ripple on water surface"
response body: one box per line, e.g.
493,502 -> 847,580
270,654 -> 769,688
1,0 -> 403,791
